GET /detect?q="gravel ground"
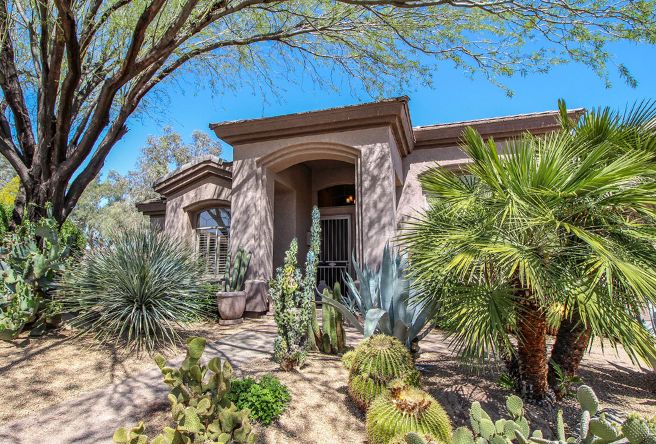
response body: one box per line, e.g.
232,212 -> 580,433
1,322 -> 654,443
0,320 -> 250,424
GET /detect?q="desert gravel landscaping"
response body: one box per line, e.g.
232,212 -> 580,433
6,316 -> 651,444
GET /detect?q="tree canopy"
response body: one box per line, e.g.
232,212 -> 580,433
1,0 -> 655,223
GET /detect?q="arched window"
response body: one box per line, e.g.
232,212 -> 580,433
195,207 -> 231,277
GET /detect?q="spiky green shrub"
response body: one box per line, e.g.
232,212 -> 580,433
342,349 -> 356,370
114,337 -> 256,444
270,206 -> 321,370
366,381 -> 452,444
348,335 -> 420,411
226,374 -> 291,425
58,228 -> 210,352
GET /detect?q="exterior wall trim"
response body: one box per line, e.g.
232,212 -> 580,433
211,97 -> 415,157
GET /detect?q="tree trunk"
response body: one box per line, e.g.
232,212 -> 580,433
548,307 -> 591,393
516,296 -> 550,400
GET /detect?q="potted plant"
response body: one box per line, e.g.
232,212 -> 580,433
217,247 -> 251,325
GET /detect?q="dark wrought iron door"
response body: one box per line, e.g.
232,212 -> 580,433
318,215 -> 351,289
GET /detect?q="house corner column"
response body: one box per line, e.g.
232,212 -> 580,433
358,142 -> 397,268
231,158 -> 274,315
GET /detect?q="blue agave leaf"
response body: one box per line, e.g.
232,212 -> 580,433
392,319 -> 410,347
379,243 -> 395,328
364,308 -> 389,337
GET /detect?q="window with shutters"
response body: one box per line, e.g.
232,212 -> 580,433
195,207 -> 230,277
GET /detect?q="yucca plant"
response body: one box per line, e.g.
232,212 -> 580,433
58,228 -> 211,353
402,101 -> 656,399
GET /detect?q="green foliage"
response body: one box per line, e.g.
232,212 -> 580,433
348,335 -> 420,411
402,104 -> 656,397
325,244 -> 433,350
366,381 -> 452,444
310,283 -> 347,354
221,247 -> 251,292
114,337 -> 256,444
226,374 -> 291,426
58,228 -> 210,352
270,206 -> 321,370
455,385 -> 656,444
0,210 -> 76,339
454,395 -> 532,444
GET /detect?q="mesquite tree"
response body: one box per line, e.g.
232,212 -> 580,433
1,1 -> 655,224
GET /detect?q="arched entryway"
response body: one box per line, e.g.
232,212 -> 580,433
260,144 -> 360,289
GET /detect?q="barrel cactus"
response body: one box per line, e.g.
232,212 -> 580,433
366,381 -> 452,444
342,349 -> 356,370
348,335 -> 420,410
390,431 -> 441,444
622,414 -> 656,444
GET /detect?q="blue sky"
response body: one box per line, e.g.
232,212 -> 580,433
106,41 -> 656,176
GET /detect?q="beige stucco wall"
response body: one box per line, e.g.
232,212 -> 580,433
272,164 -> 312,270
396,145 -> 471,227
231,126 -> 401,286
163,175 -> 232,244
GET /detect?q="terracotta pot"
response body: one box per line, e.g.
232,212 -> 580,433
217,291 -> 246,325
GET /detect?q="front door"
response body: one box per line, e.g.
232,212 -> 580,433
318,215 -> 351,290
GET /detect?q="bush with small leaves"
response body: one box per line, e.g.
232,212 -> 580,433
226,374 -> 291,426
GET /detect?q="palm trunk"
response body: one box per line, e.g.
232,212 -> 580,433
548,307 -> 591,393
516,295 -> 550,399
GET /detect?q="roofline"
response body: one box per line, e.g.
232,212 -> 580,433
135,200 -> 166,215
210,97 -> 415,157
413,108 -> 586,149
153,157 -> 232,196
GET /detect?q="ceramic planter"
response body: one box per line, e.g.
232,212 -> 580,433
217,290 -> 246,325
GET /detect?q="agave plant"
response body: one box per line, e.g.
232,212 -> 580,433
321,244 -> 433,350
57,228 -> 211,352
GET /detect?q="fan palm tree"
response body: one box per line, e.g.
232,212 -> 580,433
402,113 -> 656,399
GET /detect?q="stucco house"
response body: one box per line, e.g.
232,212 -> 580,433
137,97 -> 583,316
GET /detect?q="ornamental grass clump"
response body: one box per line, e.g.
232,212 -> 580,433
58,228 -> 210,352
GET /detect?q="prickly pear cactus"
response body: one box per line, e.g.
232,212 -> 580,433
457,385 -> 654,444
113,337 -> 256,444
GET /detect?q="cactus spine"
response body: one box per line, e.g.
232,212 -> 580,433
366,381 -> 452,444
347,335 -> 419,411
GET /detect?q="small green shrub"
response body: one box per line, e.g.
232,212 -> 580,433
227,374 -> 291,426
58,228 -> 210,352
